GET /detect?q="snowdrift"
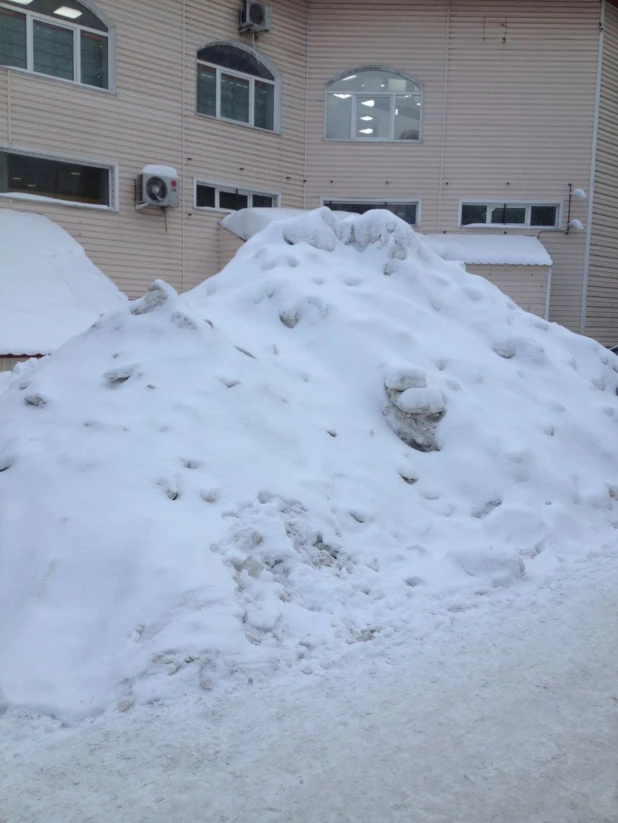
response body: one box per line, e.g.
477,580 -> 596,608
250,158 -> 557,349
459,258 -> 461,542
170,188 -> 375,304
0,209 -> 127,356
1,208 -> 617,717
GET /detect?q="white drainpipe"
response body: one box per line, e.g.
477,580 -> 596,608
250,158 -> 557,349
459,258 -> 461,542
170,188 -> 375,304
580,0 -> 605,335
545,267 -> 552,321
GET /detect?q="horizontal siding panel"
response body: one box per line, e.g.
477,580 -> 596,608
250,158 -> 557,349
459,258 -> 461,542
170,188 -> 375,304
467,264 -> 548,316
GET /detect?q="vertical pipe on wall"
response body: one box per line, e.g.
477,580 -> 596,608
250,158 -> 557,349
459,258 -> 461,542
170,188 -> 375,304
544,267 -> 553,321
580,0 -> 605,335
302,0 -> 311,210
181,0 -> 187,292
7,71 -> 11,208
7,70 -> 11,143
437,0 -> 451,231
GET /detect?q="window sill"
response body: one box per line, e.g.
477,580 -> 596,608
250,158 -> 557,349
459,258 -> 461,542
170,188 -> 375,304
0,192 -> 117,212
460,223 -> 561,231
194,206 -> 235,214
0,64 -> 115,95
195,111 -> 280,136
325,137 -> 422,144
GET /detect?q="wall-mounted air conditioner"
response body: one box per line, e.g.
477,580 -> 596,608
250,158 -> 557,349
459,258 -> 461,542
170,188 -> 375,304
136,165 -> 179,210
239,0 -> 272,34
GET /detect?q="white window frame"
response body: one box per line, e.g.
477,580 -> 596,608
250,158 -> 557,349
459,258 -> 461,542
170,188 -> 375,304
194,179 -> 280,212
320,197 -> 422,227
0,144 -> 118,211
0,0 -> 115,91
458,200 -> 563,230
196,43 -> 280,133
324,67 -> 423,143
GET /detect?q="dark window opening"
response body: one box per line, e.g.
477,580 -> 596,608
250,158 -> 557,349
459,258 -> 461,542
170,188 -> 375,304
219,190 -> 248,210
530,205 -> 558,227
195,184 -> 215,208
252,193 -> 274,208
461,204 -> 487,225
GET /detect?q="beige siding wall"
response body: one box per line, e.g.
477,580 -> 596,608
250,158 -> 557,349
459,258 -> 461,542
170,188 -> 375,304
586,1 -> 618,345
0,0 -> 307,297
0,0 -> 607,339
0,356 -> 30,372
305,0 -> 600,333
467,264 -> 548,316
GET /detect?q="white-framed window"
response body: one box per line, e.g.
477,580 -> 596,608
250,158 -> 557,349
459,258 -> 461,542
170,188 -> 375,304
323,199 -> 420,226
197,42 -> 279,132
0,146 -> 115,208
325,67 -> 422,142
195,181 -> 278,211
0,0 -> 112,89
460,202 -> 561,229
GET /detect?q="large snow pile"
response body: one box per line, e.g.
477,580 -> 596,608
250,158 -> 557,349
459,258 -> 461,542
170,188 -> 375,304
1,207 -> 617,717
0,209 -> 127,356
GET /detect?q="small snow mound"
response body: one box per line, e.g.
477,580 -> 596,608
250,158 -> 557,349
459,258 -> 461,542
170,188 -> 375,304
1,207 -> 618,716
0,210 -> 127,355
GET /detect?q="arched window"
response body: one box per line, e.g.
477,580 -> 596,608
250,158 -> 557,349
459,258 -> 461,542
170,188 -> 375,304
0,0 -> 112,88
197,42 -> 278,132
326,68 -> 422,141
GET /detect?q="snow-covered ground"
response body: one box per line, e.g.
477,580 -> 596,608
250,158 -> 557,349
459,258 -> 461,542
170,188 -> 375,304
1,207 -> 617,821
1,207 -> 617,719
2,551 -> 617,823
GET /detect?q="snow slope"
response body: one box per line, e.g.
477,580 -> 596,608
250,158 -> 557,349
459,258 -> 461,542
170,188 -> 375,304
3,552 -> 618,823
0,209 -> 127,355
0,207 -> 617,717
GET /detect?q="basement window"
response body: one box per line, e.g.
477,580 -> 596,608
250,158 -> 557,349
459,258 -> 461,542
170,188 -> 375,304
0,149 -> 111,206
195,181 -> 277,211
460,202 -> 560,228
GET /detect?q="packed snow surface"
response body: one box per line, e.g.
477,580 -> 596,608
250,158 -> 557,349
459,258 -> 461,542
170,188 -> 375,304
0,210 -> 127,355
0,207 -> 617,717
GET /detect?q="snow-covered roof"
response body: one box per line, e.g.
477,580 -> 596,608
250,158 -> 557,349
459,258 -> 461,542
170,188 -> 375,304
222,208 -> 553,267
422,234 -> 553,267
0,210 -> 127,355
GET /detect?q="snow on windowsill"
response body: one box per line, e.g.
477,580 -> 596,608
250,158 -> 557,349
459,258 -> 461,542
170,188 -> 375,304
0,192 -> 115,211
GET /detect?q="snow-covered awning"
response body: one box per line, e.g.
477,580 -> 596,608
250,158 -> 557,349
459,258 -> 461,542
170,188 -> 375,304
0,210 -> 127,356
423,234 -> 553,267
221,209 -> 553,268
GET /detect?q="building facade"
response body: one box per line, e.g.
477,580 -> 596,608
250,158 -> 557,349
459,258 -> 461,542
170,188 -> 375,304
0,0 -> 617,342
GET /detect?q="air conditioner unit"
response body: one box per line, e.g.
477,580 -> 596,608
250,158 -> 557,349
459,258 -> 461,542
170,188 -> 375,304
239,0 -> 272,34
136,171 -> 179,210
